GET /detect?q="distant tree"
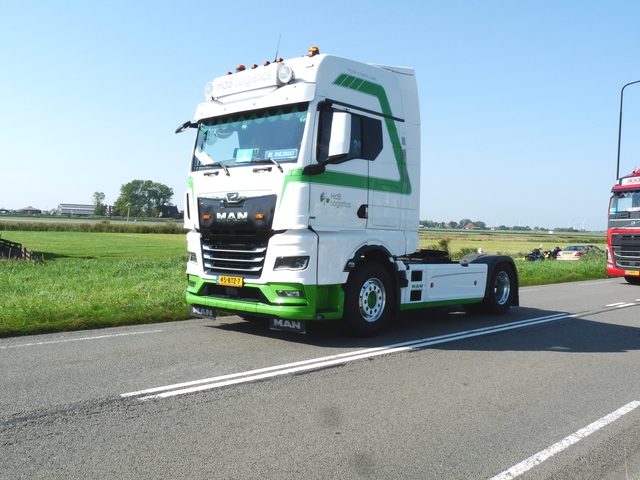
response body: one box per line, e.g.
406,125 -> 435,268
92,192 -> 106,216
459,218 -> 472,229
113,180 -> 174,217
474,220 -> 486,229
419,219 -> 440,228
448,221 -> 459,229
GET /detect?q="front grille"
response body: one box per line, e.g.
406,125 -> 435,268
612,234 -> 640,268
202,242 -> 267,277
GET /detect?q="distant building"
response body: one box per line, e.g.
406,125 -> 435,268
157,204 -> 183,219
17,206 -> 41,215
0,208 -> 9,215
57,203 -> 95,216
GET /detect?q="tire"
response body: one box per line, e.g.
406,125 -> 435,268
343,262 -> 394,337
625,276 -> 640,285
480,263 -> 515,315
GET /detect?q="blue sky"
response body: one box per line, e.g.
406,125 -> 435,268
1,1 -> 639,231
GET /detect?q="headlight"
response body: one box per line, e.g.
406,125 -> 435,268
274,256 -> 309,271
277,64 -> 295,85
204,82 -> 214,99
276,290 -> 305,298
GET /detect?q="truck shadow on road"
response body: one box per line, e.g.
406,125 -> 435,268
210,305 -> 640,354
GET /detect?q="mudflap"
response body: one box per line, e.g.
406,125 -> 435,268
190,304 -> 216,320
269,318 -> 307,334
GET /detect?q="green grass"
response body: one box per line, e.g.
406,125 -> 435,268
1,231 -> 189,337
514,256 -> 606,287
418,229 -> 608,287
0,229 -> 610,337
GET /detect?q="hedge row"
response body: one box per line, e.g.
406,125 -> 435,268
0,220 -> 184,234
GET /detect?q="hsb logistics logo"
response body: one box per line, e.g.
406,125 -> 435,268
320,192 -> 351,209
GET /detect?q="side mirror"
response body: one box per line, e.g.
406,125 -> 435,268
175,121 -> 196,134
302,163 -> 326,176
328,112 -> 351,158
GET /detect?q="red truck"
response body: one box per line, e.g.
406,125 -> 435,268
607,168 -> 640,284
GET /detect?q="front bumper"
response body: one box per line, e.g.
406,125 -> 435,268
186,275 -> 344,321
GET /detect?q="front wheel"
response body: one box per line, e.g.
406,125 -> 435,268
480,263 -> 515,315
343,262 -> 394,337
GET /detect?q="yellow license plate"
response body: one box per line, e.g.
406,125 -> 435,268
218,275 -> 243,287
625,270 -> 640,276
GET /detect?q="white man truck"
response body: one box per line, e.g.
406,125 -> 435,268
176,48 -> 519,336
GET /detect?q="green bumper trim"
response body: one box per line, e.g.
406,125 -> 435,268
187,276 -> 344,321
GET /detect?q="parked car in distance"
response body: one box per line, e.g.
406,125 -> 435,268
555,244 -> 604,261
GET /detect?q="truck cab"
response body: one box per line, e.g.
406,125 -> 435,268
178,48 -> 518,335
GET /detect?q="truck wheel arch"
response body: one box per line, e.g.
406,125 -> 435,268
460,254 -> 520,311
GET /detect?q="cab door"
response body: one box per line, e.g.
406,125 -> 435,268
308,109 -> 369,231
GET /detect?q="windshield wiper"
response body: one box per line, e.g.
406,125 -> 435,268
218,163 -> 230,176
252,158 -> 283,172
195,148 -> 231,175
202,163 -> 230,176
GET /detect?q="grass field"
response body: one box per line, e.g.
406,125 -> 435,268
1,231 -> 189,337
418,228 -> 606,256
0,228 -> 609,337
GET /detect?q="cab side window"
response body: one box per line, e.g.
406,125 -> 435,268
316,110 -> 383,162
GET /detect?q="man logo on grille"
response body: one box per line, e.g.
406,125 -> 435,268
226,192 -> 241,203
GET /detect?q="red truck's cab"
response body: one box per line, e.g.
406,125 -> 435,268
607,168 -> 640,284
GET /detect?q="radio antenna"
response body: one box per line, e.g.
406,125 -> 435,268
273,34 -> 282,62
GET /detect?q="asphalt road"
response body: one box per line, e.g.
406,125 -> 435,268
2,278 -> 640,479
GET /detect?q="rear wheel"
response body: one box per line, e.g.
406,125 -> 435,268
343,262 -> 394,336
480,263 -> 515,315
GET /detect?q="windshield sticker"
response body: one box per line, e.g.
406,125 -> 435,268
235,148 -> 254,164
266,149 -> 298,160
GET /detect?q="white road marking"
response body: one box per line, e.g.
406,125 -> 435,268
489,400 -> 640,480
0,330 -> 163,349
579,280 -> 615,286
606,302 -> 637,308
123,313 -> 574,400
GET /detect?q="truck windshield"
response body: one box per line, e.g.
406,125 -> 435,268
192,102 -> 309,171
609,191 -> 640,216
